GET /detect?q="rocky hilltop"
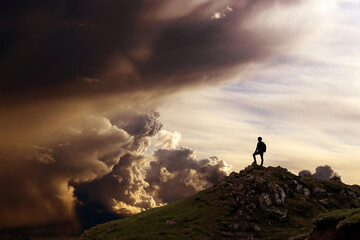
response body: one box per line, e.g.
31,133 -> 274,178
81,165 -> 360,240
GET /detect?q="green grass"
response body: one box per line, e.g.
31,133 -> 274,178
313,208 -> 360,230
81,187 -> 232,240
337,211 -> 360,229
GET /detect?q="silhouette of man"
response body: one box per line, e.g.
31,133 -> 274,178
253,137 -> 266,166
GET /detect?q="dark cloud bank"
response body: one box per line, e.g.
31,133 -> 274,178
1,0 -> 306,104
299,165 -> 340,181
0,0 -> 326,237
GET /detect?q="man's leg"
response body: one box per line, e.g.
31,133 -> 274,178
260,152 -> 264,166
253,152 -> 257,164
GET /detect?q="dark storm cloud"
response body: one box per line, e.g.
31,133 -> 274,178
0,0 -> 142,100
0,115 -> 133,231
299,165 -> 340,181
312,165 -> 336,181
116,111 -> 163,152
1,0 -> 307,104
119,112 -> 163,138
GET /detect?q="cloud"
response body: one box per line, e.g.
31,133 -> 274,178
71,142 -> 231,231
312,165 -> 336,181
298,165 -> 340,181
72,153 -> 157,230
211,6 -> 233,20
0,115 -> 134,232
32,145 -> 55,164
116,111 -> 164,153
118,112 -> 163,138
0,111 -> 232,236
0,0 -> 329,106
77,77 -> 100,83
146,148 -> 231,203
152,130 -> 182,150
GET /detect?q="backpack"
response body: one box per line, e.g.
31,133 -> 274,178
260,142 -> 266,152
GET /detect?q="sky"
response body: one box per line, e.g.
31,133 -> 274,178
158,0 -> 360,183
0,0 -> 359,238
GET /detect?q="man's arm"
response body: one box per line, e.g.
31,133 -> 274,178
255,143 -> 260,152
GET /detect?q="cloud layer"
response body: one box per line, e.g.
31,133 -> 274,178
1,0 -> 323,104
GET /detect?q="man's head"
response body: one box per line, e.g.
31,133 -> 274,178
258,137 -> 262,142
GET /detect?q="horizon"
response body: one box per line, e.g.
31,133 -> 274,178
1,0 -> 359,237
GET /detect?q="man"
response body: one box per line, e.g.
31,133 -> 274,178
253,137 -> 266,166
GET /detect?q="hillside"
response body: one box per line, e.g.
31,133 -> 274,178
80,165 -> 360,240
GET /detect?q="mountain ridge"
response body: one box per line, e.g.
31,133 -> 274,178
80,164 -> 360,239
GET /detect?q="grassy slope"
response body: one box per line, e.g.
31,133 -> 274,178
81,185 -> 312,240
81,166 -> 360,240
80,186 -> 232,240
313,207 -> 360,229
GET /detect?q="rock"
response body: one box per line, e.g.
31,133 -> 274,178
247,203 -> 256,210
244,165 -> 254,171
255,176 -> 265,185
304,188 -> 310,197
262,193 -> 272,206
253,224 -> 261,232
319,199 -> 329,206
274,193 -> 282,204
259,195 -> 266,209
313,187 -> 326,196
266,207 -> 288,222
229,172 -> 237,178
348,190 -> 360,202
246,174 -> 255,182
279,187 -> 286,203
268,183 -> 286,204
296,184 -> 303,191
233,223 -> 240,230
235,183 -> 245,192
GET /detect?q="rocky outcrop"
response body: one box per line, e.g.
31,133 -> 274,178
216,164 -> 360,239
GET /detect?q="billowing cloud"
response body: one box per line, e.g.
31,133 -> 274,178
146,148 -> 231,203
0,111 -> 231,236
312,165 -> 336,181
0,115 -> 133,232
71,124 -> 230,230
298,165 -> 340,181
152,130 -> 182,150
